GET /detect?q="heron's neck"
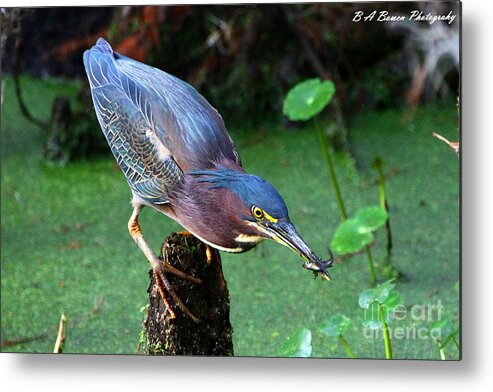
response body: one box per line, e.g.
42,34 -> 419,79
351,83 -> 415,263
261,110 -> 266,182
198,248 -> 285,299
168,162 -> 259,252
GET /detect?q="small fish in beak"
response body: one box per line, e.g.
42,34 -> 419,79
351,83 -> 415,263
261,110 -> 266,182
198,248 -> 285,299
264,219 -> 334,280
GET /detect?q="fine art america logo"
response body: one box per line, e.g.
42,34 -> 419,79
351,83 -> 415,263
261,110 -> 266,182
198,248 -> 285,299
353,10 -> 457,25
363,300 -> 446,341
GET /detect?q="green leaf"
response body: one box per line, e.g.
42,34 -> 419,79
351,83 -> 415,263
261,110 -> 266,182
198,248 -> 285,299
359,288 -> 377,310
383,289 -> 401,308
320,314 -> 351,337
381,290 -> 402,321
429,315 -> 458,345
354,206 -> 388,232
361,285 -> 402,329
429,315 -> 453,332
440,328 -> 459,349
330,219 -> 373,254
358,279 -> 396,309
283,78 -> 335,121
362,317 -> 383,330
279,328 -> 312,357
329,207 -> 388,255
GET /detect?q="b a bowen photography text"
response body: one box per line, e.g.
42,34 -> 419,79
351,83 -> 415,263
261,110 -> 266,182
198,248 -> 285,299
353,9 -> 457,25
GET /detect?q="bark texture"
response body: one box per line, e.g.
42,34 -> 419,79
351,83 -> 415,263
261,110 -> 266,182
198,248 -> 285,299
142,233 -> 233,356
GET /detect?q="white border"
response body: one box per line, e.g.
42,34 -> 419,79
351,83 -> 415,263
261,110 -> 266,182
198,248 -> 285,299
2,0 -> 492,391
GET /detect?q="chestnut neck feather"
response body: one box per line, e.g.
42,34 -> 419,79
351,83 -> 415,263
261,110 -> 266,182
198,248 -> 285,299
169,159 -> 261,251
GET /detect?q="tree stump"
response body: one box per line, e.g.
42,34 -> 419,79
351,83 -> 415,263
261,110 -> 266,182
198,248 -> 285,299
141,233 -> 234,356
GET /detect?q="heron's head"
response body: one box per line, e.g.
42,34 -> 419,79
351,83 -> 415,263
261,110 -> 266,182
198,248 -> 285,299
192,166 -> 333,280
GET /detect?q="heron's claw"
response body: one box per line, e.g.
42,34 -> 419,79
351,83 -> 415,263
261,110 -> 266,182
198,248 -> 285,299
153,263 -> 201,323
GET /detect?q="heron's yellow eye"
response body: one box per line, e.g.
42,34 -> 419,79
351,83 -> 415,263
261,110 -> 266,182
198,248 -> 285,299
252,206 -> 264,220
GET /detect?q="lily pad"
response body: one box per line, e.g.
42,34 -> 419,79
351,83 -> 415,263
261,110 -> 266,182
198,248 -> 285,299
330,219 -> 373,254
320,314 -> 351,337
354,206 -> 388,232
362,318 -> 384,330
283,78 -> 335,121
358,279 -> 397,309
360,281 -> 402,329
279,328 -> 312,357
369,290 -> 403,328
330,206 -> 388,255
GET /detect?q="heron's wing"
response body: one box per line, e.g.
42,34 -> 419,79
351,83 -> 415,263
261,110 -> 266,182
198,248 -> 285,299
84,43 -> 183,204
84,38 -> 241,176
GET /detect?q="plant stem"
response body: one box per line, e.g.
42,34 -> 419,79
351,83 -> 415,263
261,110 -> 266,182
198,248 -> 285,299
338,335 -> 355,358
373,159 -> 393,255
314,116 -> 347,221
378,303 -> 392,359
366,246 -> 378,287
437,340 -> 446,360
53,313 -> 67,354
375,165 -> 386,210
314,117 -> 378,287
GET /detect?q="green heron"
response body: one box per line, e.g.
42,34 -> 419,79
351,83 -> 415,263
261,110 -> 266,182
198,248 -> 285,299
84,38 -> 332,321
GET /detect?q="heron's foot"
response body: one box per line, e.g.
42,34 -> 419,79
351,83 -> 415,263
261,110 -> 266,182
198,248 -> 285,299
159,258 -> 202,284
128,207 -> 201,322
153,264 -> 200,323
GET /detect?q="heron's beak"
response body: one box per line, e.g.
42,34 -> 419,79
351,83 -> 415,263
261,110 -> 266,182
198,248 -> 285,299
265,220 -> 333,281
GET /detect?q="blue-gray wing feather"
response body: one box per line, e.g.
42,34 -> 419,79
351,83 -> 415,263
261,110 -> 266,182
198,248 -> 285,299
84,39 -> 241,188
84,42 -> 184,204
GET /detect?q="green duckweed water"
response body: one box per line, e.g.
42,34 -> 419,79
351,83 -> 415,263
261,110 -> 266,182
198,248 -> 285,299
1,76 -> 459,358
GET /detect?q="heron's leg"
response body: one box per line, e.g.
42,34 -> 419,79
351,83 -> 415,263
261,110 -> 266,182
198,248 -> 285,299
128,206 -> 201,283
128,204 -> 200,323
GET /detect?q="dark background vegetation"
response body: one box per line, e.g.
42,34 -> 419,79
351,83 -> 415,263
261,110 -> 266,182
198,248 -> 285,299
2,3 -> 459,125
